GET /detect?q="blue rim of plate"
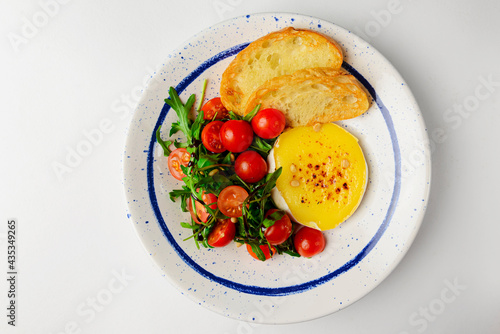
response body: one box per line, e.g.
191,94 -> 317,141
146,42 -> 401,297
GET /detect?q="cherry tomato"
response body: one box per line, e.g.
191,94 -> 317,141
264,209 -> 292,245
220,120 -> 254,153
200,191 -> 218,211
187,197 -> 202,224
188,191 -> 218,224
208,219 -> 236,247
201,121 -> 226,153
167,148 -> 191,180
246,244 -> 276,261
201,97 -> 229,120
234,150 -> 268,183
217,185 -> 249,217
251,108 -> 286,139
294,226 -> 326,257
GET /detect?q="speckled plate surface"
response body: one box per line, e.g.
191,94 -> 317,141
123,13 -> 431,324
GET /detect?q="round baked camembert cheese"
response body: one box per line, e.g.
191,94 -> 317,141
267,123 -> 367,231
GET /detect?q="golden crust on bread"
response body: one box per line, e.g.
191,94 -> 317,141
243,67 -> 371,127
220,27 -> 343,114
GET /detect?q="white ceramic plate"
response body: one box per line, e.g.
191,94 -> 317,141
123,13 -> 431,324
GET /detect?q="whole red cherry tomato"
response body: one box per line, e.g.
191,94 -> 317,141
167,148 -> 190,180
264,209 -> 292,245
251,108 -> 286,139
294,226 -> 326,257
234,150 -> 267,183
201,97 -> 229,120
217,185 -> 249,218
208,219 -> 235,247
246,244 -> 276,261
201,121 -> 226,153
219,120 -> 254,153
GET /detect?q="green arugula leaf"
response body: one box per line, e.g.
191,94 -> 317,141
196,152 -> 220,169
169,188 -> 191,212
164,87 -> 195,144
249,242 -> 266,261
173,141 -> 189,149
250,137 -> 274,155
193,234 -> 200,249
156,126 -> 173,156
282,250 -> 301,257
243,104 -> 261,122
191,109 -> 205,141
262,210 -> 285,228
234,174 -> 251,192
201,238 -> 211,248
201,223 -> 214,240
212,173 -> 230,183
197,79 -> 208,111
229,111 -> 242,120
180,222 -> 196,229
197,158 -> 214,169
180,164 -> 191,177
263,167 -> 282,195
222,152 -> 232,165
169,188 -> 191,201
169,122 -> 183,137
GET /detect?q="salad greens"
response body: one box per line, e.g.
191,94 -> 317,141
156,86 -> 300,260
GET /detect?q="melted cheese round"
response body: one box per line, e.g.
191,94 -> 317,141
271,123 -> 367,231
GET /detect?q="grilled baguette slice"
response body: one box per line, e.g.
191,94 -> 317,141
244,67 -> 370,127
220,27 -> 343,114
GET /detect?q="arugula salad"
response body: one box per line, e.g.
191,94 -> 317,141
156,84 -> 301,261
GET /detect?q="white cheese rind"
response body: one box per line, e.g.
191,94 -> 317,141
267,148 -> 299,223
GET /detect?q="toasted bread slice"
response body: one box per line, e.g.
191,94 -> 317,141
220,27 -> 343,114
244,67 -> 371,127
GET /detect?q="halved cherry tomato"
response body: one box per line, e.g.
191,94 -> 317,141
188,191 -> 218,224
187,197 -> 202,224
167,148 -> 191,180
294,226 -> 326,257
201,121 -> 226,153
251,108 -> 286,139
201,97 -> 229,120
208,219 -> 235,247
200,191 -> 218,211
246,244 -> 276,261
220,120 -> 254,153
234,150 -> 268,183
217,185 -> 249,217
264,209 -> 292,245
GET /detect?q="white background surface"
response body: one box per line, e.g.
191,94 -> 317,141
1,0 -> 499,333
